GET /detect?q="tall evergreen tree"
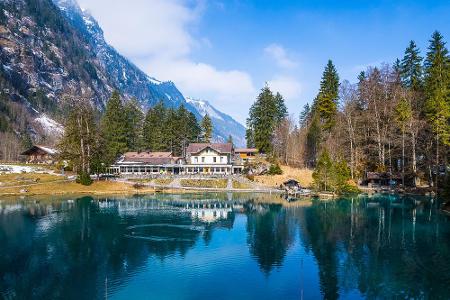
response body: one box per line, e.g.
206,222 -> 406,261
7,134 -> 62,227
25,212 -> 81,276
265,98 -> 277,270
423,31 -> 450,190
201,114 -> 213,143
246,125 -> 255,148
175,105 -> 201,155
400,40 -> 423,91
274,92 -> 288,123
143,101 -> 166,151
299,103 -> 311,128
187,111 -> 202,142
314,60 -> 340,132
246,85 -> 287,153
100,91 -> 128,164
124,98 -> 144,151
164,107 -> 178,152
424,31 -> 450,146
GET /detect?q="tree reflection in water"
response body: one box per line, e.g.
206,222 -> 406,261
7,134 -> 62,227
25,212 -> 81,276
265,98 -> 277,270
245,202 -> 295,274
0,194 -> 449,299
296,195 -> 450,299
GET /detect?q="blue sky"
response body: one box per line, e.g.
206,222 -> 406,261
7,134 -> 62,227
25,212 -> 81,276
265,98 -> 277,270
78,0 -> 450,124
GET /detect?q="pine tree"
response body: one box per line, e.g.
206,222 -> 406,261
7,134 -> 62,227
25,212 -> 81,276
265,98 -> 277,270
424,31 -> 450,145
274,92 -> 288,123
143,101 -> 166,151
187,111 -> 201,142
299,103 -> 311,128
174,105 -> 200,155
124,98 -> 144,151
100,91 -> 128,164
400,40 -> 424,91
315,60 -> 340,132
164,107 -> 178,152
201,114 -> 213,143
306,114 -> 321,167
246,85 -> 287,153
246,125 -> 255,148
423,31 -> 450,190
312,149 -> 333,192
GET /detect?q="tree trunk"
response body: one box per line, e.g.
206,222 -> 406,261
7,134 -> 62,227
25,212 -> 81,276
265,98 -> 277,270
85,117 -> 91,174
411,129 -> 417,186
435,134 -> 439,193
402,129 -> 405,186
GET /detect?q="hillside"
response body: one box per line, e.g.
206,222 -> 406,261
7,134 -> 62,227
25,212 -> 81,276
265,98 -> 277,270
0,0 -> 246,158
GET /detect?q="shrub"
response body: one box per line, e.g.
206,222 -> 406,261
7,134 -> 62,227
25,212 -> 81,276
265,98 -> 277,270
268,164 -> 283,175
76,171 -> 93,186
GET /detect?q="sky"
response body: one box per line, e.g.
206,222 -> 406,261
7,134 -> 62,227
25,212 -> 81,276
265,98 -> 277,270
77,0 -> 450,124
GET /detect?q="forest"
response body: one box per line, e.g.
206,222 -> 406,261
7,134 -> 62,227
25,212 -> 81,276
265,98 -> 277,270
57,91 -> 213,183
246,31 -> 450,193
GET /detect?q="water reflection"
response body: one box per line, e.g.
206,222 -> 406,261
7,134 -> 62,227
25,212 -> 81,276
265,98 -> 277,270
0,193 -> 449,299
245,202 -> 295,273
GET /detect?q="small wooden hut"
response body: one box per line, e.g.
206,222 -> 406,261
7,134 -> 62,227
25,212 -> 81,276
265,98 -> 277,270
21,145 -> 57,164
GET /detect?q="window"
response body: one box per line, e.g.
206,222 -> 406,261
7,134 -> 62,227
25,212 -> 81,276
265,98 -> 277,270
194,157 -> 198,163
213,157 -> 217,163
201,157 -> 205,163
220,157 -> 224,163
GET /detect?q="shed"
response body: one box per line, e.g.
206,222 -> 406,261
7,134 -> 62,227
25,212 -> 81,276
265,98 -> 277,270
282,179 -> 301,190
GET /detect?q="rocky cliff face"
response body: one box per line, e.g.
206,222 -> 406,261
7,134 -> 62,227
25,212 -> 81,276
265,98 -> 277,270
0,0 -> 245,149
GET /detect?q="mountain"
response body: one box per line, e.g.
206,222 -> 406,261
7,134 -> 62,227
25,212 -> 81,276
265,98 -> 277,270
54,0 -> 188,109
186,97 -> 246,147
0,0 -> 245,151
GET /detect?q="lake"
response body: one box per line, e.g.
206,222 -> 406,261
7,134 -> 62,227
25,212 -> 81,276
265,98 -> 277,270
1,193 -> 449,299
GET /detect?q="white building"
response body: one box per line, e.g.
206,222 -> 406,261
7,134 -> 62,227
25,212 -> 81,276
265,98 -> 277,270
108,143 -> 244,176
184,143 -> 242,175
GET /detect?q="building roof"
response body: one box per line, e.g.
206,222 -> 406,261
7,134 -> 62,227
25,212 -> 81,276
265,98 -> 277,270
21,145 -> 57,156
186,143 -> 233,154
235,148 -> 258,153
283,179 -> 300,185
124,152 -> 172,159
118,151 -> 176,165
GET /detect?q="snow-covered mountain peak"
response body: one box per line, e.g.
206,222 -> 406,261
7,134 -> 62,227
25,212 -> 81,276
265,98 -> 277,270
186,97 -> 223,120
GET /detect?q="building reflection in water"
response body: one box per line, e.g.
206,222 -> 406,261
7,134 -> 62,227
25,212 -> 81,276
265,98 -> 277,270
0,194 -> 449,299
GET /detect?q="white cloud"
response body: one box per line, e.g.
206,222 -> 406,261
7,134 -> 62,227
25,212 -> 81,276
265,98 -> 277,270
77,0 -> 256,123
78,0 -> 196,59
264,44 -> 298,69
268,75 -> 302,100
148,58 -> 255,119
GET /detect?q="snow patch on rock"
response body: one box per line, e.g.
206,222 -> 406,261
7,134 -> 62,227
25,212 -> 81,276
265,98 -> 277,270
34,115 -> 64,136
186,97 -> 224,121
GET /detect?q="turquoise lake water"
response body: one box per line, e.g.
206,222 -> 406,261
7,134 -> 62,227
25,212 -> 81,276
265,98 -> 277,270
0,193 -> 449,299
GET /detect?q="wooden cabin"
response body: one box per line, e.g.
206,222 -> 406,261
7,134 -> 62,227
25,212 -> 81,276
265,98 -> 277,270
234,148 -> 258,163
282,179 -> 301,191
364,172 -> 402,187
21,145 -> 57,164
